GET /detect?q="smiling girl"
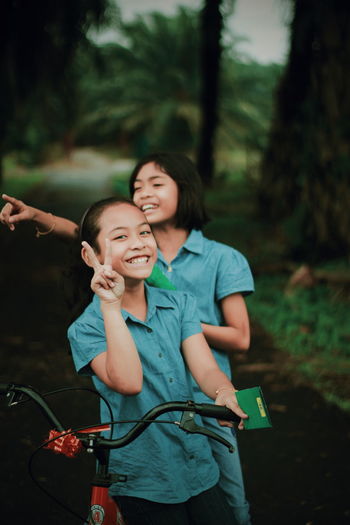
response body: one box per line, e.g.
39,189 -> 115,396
67,197 -> 247,525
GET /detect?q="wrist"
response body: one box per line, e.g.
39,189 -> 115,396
215,385 -> 237,396
35,211 -> 56,237
100,299 -> 122,312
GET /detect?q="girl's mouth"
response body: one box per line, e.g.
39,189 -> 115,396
141,204 -> 158,212
126,256 -> 150,265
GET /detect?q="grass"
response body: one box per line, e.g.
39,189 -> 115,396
1,157 -> 45,197
246,275 -> 350,411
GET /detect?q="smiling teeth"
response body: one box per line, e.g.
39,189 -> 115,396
127,257 -> 149,264
142,204 -> 157,211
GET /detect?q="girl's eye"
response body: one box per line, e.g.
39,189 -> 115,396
113,234 -> 127,240
153,183 -> 163,187
140,230 -> 151,236
133,186 -> 141,192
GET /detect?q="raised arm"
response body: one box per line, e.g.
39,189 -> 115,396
82,239 -> 143,394
0,194 -> 78,239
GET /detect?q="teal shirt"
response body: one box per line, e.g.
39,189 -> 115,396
68,284 -> 220,503
153,229 -> 255,401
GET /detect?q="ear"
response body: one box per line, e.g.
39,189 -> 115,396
81,245 -> 94,268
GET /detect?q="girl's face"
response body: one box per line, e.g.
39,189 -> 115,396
132,162 -> 179,227
95,203 -> 157,281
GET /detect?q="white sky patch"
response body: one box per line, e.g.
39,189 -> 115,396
96,0 -> 291,64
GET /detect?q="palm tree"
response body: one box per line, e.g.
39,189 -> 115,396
77,7 -> 202,156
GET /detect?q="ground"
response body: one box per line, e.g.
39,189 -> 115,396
0,155 -> 349,524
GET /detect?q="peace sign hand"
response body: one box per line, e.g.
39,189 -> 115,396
82,239 -> 125,305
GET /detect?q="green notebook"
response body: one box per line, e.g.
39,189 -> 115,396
236,386 -> 272,430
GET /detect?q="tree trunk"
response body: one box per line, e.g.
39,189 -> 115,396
197,0 -> 224,186
258,0 -> 350,259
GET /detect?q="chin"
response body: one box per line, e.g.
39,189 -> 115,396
125,267 -> 154,281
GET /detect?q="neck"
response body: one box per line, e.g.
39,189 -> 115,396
122,279 -> 147,320
151,224 -> 189,263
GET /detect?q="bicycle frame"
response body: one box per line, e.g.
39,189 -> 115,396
1,382 -> 239,525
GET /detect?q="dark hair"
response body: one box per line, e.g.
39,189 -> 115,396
129,152 -> 210,230
64,197 -> 136,322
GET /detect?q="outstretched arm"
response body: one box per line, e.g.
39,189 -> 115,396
0,194 -> 78,239
201,293 -> 250,353
82,240 -> 143,394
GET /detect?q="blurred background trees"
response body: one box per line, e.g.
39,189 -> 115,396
0,0 -> 115,173
258,0 -> 350,260
1,0 -> 350,261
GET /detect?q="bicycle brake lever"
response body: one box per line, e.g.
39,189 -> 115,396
178,411 -> 234,453
6,389 -> 25,406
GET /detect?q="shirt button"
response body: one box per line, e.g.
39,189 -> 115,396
158,353 -> 163,358
146,328 -> 152,333
169,377 -> 173,383
189,455 -> 195,460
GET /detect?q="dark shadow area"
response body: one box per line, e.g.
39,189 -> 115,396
0,185 -> 349,524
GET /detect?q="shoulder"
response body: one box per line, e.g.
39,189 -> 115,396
202,234 -> 250,266
68,294 -> 103,338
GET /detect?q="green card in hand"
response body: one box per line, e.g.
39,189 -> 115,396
236,386 -> 272,430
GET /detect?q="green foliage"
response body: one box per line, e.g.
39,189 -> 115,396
1,160 -> 44,196
247,276 -> 350,411
77,7 -> 202,153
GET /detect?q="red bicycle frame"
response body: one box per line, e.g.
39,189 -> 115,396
89,485 -> 124,525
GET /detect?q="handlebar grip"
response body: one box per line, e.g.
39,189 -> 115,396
197,403 -> 241,422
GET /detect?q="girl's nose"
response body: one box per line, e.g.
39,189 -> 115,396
139,185 -> 153,199
130,235 -> 146,249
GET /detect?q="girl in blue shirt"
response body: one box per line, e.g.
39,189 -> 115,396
68,197 -> 247,525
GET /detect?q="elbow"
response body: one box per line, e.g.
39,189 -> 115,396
119,383 -> 143,396
231,331 -> 250,352
108,373 -> 143,395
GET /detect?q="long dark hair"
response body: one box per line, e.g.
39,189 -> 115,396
64,197 -> 136,322
129,152 -> 210,230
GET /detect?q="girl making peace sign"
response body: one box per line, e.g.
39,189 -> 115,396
68,197 -> 247,525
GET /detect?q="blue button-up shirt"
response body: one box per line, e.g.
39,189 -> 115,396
155,229 -> 254,396
68,284 -> 220,503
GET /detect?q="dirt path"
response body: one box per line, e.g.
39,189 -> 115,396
0,160 -> 349,524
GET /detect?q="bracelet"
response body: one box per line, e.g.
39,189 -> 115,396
35,213 -> 56,238
215,386 -> 237,395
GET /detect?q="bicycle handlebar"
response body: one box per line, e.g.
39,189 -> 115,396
0,382 -> 65,432
0,382 -> 240,452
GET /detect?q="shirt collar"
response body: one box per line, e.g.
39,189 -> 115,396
182,229 -> 204,255
93,284 -> 174,323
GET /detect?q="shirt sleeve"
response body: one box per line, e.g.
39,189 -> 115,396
180,292 -> 203,342
215,247 -> 255,301
67,313 -> 107,376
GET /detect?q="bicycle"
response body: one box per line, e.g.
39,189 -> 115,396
1,382 -> 244,525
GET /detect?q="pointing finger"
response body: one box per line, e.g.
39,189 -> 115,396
2,194 -> 22,207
